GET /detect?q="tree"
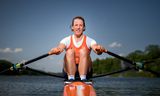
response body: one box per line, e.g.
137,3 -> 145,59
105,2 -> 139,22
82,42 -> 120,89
127,50 -> 145,62
0,60 -> 13,75
145,45 -> 160,59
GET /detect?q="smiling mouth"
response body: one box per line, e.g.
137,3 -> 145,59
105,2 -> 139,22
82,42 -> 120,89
76,29 -> 82,32
75,30 -> 80,33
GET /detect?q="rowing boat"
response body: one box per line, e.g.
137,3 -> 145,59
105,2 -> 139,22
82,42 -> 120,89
63,81 -> 96,96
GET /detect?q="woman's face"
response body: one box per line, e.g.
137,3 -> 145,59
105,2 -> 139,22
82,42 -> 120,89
72,19 -> 84,37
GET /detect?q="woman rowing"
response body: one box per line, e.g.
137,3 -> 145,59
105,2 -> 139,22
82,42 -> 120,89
49,16 -> 107,81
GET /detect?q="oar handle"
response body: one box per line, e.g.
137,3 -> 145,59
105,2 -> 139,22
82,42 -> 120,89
105,51 -> 134,65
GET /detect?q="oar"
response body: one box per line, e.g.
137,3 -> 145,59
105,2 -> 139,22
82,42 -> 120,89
92,67 -> 132,78
0,53 -> 49,74
25,66 -> 64,78
105,51 -> 134,65
105,51 -> 160,76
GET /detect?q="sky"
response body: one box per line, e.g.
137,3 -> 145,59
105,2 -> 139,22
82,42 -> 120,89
0,0 -> 160,72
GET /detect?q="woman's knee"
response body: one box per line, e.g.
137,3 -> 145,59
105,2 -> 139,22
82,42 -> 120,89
66,49 -> 75,57
79,48 -> 89,57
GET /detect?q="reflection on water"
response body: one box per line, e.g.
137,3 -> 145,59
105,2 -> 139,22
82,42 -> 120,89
0,76 -> 160,96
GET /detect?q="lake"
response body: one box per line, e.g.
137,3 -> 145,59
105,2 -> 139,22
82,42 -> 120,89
0,76 -> 160,96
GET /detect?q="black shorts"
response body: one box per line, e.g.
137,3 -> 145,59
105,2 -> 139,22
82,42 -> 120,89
63,64 -> 93,80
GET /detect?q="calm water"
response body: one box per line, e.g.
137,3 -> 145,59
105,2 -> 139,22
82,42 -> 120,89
0,76 -> 160,96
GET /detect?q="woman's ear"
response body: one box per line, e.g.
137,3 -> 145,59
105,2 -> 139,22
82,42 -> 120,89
83,27 -> 86,31
71,26 -> 74,31
70,25 -> 74,31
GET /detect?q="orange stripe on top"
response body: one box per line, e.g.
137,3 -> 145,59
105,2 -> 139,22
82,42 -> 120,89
67,35 -> 91,64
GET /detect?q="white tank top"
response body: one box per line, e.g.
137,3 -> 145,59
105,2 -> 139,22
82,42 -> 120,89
60,35 -> 97,49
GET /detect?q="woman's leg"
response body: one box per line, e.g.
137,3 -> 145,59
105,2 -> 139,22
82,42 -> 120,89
64,49 -> 76,80
78,48 -> 91,80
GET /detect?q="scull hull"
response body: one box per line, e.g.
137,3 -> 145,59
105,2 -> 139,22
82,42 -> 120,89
63,81 -> 96,96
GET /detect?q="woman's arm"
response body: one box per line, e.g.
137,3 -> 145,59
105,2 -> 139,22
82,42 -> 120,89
91,44 -> 107,55
48,43 -> 66,55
